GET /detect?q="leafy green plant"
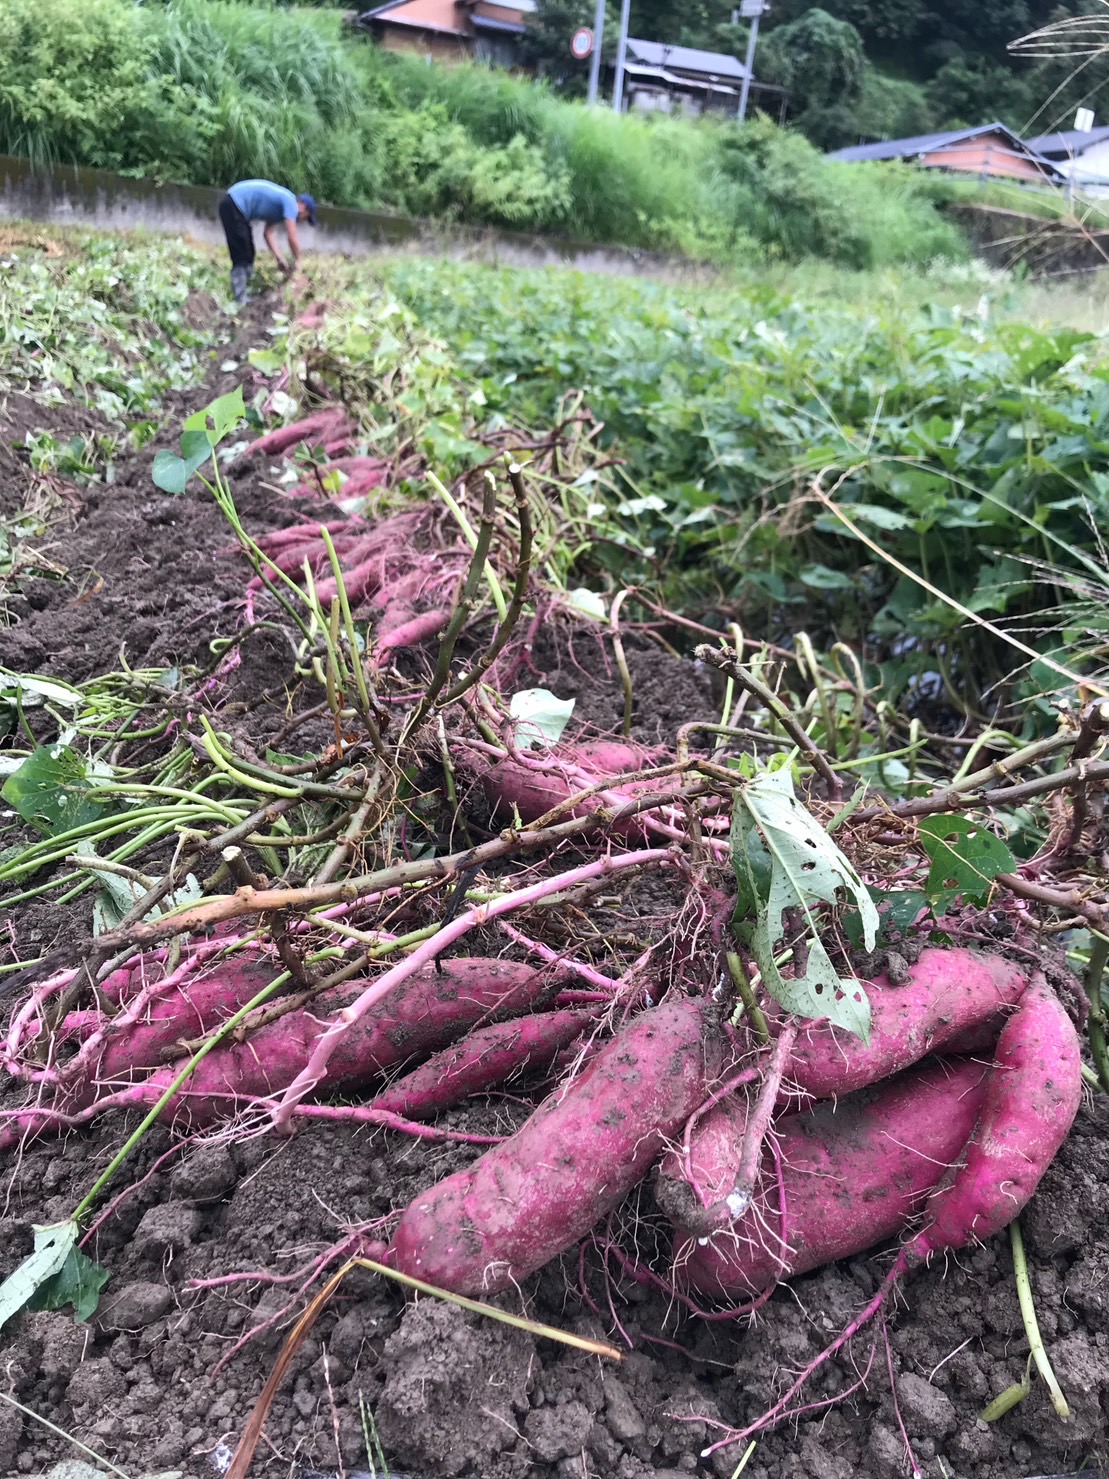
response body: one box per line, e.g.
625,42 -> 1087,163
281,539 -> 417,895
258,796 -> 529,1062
378,253 -> 1109,708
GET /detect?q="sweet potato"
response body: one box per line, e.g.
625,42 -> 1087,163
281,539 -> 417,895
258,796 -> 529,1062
89,957 -> 282,1083
371,1008 -> 594,1121
243,411 -> 349,460
783,948 -> 1027,1101
664,1055 -> 990,1299
478,744 -> 679,836
387,996 -> 719,1294
80,958 -> 564,1125
913,973 -> 1083,1256
573,740 -> 668,773
374,609 -> 449,661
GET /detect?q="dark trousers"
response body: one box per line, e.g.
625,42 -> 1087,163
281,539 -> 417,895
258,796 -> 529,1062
218,193 -> 255,268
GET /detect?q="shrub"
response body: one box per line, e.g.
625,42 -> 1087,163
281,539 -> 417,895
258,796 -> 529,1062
0,0 -> 198,174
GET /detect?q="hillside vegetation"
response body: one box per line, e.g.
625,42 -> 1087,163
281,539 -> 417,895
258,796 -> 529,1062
0,0 -> 970,269
528,1 -> 1108,149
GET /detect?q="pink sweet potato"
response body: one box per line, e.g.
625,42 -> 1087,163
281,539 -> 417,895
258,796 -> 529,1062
320,457 -> 384,478
573,740 -> 668,773
89,957 -> 282,1083
664,1055 -> 990,1300
243,411 -> 348,460
255,521 -> 363,552
84,958 -> 564,1125
371,1008 -> 594,1121
913,973 -> 1083,1256
374,609 -> 449,661
783,948 -> 1028,1101
313,555 -> 385,608
478,745 -> 679,836
387,995 -> 719,1294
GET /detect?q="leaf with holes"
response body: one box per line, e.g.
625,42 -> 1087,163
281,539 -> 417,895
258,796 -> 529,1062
185,386 -> 245,445
919,814 -> 1016,912
1,744 -> 115,837
732,767 -> 876,1040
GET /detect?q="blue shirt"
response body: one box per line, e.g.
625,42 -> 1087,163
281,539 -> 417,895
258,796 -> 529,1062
227,180 -> 298,225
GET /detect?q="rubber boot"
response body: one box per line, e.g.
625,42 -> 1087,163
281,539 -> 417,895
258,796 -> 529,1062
231,266 -> 250,304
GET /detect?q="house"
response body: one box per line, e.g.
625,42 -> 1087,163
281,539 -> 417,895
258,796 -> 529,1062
1026,125 -> 1109,194
355,0 -> 534,66
619,38 -> 784,119
828,123 -> 1063,185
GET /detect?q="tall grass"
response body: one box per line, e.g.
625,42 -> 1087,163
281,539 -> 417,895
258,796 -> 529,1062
1,0 -> 970,269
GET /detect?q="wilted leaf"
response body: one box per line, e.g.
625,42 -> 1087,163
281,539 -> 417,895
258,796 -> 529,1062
981,1358 -> 1033,1423
0,674 -> 81,711
27,1242 -> 109,1323
565,588 -> 607,621
0,1222 -> 79,1334
732,768 -> 876,1039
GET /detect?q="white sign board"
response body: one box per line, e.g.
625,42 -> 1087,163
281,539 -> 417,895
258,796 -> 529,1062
1075,107 -> 1096,133
740,0 -> 768,16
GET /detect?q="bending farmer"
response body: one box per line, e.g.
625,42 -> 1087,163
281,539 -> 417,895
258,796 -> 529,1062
218,180 -> 317,303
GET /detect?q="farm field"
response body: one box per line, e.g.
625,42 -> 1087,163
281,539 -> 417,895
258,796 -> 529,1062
1,225 -> 1109,1479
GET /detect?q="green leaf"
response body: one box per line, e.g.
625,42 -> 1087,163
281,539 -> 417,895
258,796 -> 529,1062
248,347 -> 285,376
798,563 -> 855,591
26,1241 -> 109,1323
0,1221 -> 80,1333
919,814 -> 1016,912
842,886 -> 930,948
184,386 -> 245,444
509,688 -> 575,749
981,1357 -> 1033,1423
732,769 -> 877,1039
1,745 -> 114,837
151,429 -> 212,495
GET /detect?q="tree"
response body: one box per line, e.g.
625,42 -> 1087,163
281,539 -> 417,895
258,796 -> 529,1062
630,0 -> 736,49
766,0 -> 925,49
758,8 -> 867,145
926,58 -> 1035,130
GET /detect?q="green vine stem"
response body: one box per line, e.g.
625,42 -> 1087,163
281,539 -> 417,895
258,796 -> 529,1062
1084,933 -> 1109,1093
1009,1218 -> 1070,1420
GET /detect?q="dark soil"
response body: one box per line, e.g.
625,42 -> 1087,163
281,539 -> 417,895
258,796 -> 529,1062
1,291 -> 1107,1479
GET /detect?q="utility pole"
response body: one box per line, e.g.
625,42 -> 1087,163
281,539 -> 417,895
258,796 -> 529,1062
738,0 -> 768,124
612,0 -> 632,112
586,0 -> 606,105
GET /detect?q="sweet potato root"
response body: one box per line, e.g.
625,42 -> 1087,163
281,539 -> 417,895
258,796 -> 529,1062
783,947 -> 1028,1101
914,972 -> 1083,1256
387,996 -> 720,1294
55,958 -> 563,1129
663,1055 -> 990,1299
243,410 -> 349,460
371,1008 -> 594,1121
478,741 -> 678,834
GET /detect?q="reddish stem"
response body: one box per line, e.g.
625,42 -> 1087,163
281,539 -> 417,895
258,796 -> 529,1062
270,847 -> 675,1131
700,1248 -> 910,1453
